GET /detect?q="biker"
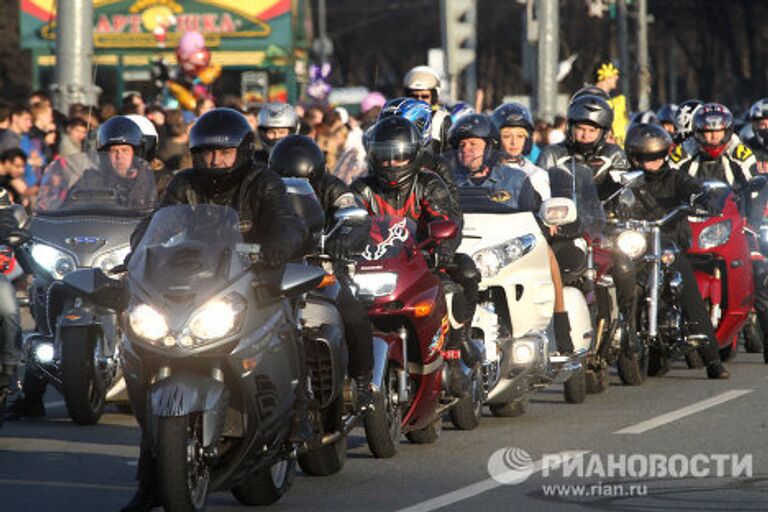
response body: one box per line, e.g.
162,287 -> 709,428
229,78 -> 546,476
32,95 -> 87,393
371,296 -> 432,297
351,116 -> 476,396
253,102 -> 300,163
622,123 -> 729,379
403,65 -> 452,154
268,134 -> 374,409
121,108 -> 308,512
656,103 -> 679,137
744,98 -> 768,169
537,94 -> 643,359
0,189 -> 23,401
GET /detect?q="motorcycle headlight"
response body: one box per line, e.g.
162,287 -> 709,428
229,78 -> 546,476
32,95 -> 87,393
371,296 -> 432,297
129,304 -> 169,342
93,246 -> 131,273
472,234 -> 537,278
188,295 -> 246,342
698,220 -> 731,249
616,230 -> 647,259
30,242 -> 77,279
353,272 -> 398,298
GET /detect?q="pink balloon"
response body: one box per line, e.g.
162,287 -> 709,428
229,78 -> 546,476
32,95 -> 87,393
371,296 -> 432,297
178,31 -> 205,58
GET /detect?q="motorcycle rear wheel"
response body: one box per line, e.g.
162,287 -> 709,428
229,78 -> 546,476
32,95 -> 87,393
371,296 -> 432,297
61,326 -> 106,425
298,395 -> 347,476
232,458 -> 296,506
585,364 -> 608,394
157,414 -> 210,512
743,313 -> 763,354
449,368 -> 482,430
364,364 -> 401,458
617,349 -> 648,385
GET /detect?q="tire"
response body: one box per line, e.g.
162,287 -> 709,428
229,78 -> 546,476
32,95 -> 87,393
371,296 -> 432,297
684,349 -> 704,369
585,363 -> 608,394
364,365 -> 402,458
743,314 -> 763,353
617,349 -> 647,385
157,415 -> 211,512
231,459 -> 296,506
449,369 -> 482,430
61,326 -> 106,425
405,418 -> 442,444
647,346 -> 670,377
563,365 -> 586,404
298,396 -> 347,476
489,397 -> 528,418
719,344 -> 735,362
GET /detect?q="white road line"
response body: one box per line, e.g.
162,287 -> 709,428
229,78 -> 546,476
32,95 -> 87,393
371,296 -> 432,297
0,437 -> 139,458
0,478 -> 132,492
394,451 -> 590,512
614,389 -> 753,435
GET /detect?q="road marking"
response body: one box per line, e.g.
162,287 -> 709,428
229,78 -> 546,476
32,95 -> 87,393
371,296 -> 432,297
394,451 -> 589,512
0,437 -> 139,458
0,478 -> 133,492
614,389 -> 753,435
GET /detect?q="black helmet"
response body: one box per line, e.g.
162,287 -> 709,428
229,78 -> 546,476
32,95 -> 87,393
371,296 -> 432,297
749,98 -> 768,143
367,116 -> 422,191
566,95 -> 613,156
570,85 -> 610,103
630,110 -> 659,126
656,104 -> 678,126
625,123 -> 672,169
97,116 -> 143,153
189,108 -> 255,185
448,113 -> 499,150
269,135 -> 326,187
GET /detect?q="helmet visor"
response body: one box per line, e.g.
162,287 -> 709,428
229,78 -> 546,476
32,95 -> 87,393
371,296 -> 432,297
368,140 -> 420,165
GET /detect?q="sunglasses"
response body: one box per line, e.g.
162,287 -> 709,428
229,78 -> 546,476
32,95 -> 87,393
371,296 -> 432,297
410,93 -> 432,101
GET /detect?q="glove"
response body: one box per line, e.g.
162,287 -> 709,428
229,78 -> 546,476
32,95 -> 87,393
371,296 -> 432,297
262,246 -> 288,268
326,234 -> 352,261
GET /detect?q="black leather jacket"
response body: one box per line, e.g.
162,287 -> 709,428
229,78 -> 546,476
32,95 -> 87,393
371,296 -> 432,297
313,172 -> 370,253
351,170 -> 462,257
131,161 -> 308,259
416,149 -> 458,206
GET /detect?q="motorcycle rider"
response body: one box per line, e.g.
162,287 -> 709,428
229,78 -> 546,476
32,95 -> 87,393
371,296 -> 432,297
0,189 -> 23,402
268,134 -> 374,409
121,108 -> 309,512
622,123 -> 729,379
352,116 -> 477,396
537,94 -> 644,359
403,66 -> 452,154
657,103 -> 679,137
253,102 -> 300,163
744,98 -> 768,171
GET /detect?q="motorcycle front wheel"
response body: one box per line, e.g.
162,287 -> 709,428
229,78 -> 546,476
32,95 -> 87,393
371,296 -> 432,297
61,326 -> 107,425
449,367 -> 483,430
157,414 -> 211,512
232,458 -> 296,506
364,364 -> 402,458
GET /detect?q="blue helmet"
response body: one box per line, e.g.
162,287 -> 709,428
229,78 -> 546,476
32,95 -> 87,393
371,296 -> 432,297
378,97 -> 433,147
450,102 -> 475,124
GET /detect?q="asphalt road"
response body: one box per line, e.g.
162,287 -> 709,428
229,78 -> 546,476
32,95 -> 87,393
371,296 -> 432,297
1,349 -> 767,512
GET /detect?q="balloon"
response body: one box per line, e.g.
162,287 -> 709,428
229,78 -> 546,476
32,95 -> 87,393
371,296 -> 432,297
178,31 -> 205,59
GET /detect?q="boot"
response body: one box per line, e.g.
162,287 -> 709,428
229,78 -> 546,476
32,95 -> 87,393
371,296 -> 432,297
5,394 -> 45,419
0,364 -> 17,393
553,312 -> 574,355
706,362 -> 730,380
121,437 -> 160,512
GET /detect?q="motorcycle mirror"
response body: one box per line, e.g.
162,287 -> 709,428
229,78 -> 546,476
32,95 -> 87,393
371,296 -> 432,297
746,175 -> 768,193
620,170 -> 644,187
62,268 -> 127,311
428,220 -> 458,241
333,206 -> 368,225
539,198 -> 578,226
701,179 -> 729,192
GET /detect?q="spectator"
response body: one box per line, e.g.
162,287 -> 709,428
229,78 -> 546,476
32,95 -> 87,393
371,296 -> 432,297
29,101 -> 57,163
0,149 -> 30,207
120,91 -> 146,115
156,109 -> 189,175
58,117 -> 88,157
99,102 -> 117,122
194,97 -> 215,119
0,105 -> 32,153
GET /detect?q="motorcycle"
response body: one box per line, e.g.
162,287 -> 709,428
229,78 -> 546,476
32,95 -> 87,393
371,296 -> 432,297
64,203 -> 329,510
457,186 -> 590,414
352,215 -> 478,457
687,178 -> 766,361
21,152 -> 156,424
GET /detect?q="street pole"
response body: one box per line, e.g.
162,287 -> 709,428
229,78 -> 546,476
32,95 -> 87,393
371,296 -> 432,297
536,0 -> 558,123
318,0 -> 327,65
52,0 -> 99,113
637,0 -> 650,110
617,0 -> 630,107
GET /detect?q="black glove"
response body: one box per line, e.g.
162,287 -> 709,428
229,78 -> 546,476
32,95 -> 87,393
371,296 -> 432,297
326,234 -> 352,260
262,246 -> 288,268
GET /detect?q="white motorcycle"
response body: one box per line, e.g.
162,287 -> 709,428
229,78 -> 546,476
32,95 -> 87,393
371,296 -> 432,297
457,187 -> 590,416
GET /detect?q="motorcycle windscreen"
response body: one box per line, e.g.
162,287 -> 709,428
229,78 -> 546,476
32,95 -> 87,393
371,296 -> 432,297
547,161 -> 606,238
359,215 -> 418,261
34,152 -> 157,215
447,149 -> 540,212
128,204 -> 250,297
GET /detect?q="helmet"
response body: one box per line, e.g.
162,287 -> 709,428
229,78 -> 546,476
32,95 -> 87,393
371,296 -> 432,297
491,102 -> 534,155
570,85 -> 610,103
448,113 -> 499,150
749,98 -> 768,142
268,135 -> 326,187
367,116 -> 422,191
256,103 -> 300,152
630,110 -> 659,126
693,103 -> 734,158
403,66 -> 441,104
378,97 -> 433,146
625,123 -> 673,168
656,103 -> 678,126
97,116 -> 143,153
189,107 -> 255,179
673,99 -> 703,142
565,94 -> 613,156
449,102 -> 475,124
124,114 -> 159,162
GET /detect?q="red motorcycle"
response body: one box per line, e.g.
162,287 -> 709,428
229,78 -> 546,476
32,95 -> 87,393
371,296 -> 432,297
353,215 -> 479,458
687,179 -> 765,360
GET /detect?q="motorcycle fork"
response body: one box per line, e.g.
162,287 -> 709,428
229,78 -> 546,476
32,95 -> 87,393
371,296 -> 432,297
647,227 -> 661,339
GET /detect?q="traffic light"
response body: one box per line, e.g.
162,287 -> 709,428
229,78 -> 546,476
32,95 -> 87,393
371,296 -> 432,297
441,0 -> 476,77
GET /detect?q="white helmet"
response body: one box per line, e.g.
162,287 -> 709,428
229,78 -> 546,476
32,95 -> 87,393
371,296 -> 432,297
124,114 -> 159,161
403,66 -> 441,101
257,103 -> 300,151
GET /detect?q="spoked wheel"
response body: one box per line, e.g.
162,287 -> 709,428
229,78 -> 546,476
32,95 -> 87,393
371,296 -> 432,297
232,458 -> 296,506
157,414 -> 211,512
449,367 -> 483,430
364,364 -> 402,458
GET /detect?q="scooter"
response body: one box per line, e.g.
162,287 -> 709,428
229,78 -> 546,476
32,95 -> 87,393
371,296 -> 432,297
352,215 -> 477,457
64,203 -> 328,511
